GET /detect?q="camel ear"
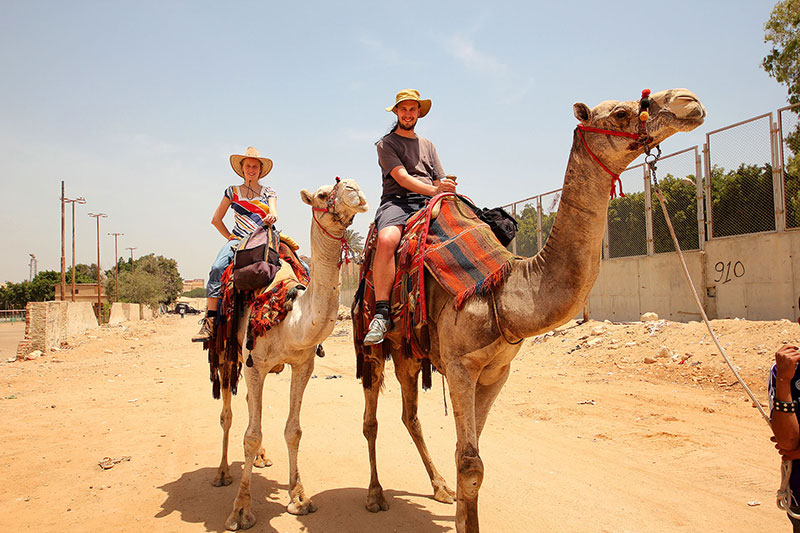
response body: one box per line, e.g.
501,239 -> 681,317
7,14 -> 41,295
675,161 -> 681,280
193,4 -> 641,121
300,189 -> 314,206
573,103 -> 591,124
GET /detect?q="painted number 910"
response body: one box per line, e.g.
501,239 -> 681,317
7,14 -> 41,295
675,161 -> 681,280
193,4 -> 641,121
714,261 -> 745,284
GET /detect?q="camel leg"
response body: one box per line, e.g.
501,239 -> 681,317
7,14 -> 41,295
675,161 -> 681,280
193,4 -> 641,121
475,365 -> 511,438
284,352 -> 318,515
363,355 -> 388,512
445,361 -> 483,533
213,387 -> 233,487
245,382 -> 272,469
225,367 -> 266,531
394,355 -> 455,504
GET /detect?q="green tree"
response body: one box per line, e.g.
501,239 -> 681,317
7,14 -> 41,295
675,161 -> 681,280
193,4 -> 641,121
763,0 -> 800,105
607,192 -> 647,258
104,253 -> 183,307
181,287 -> 206,298
652,175 -> 700,253
0,270 -> 62,308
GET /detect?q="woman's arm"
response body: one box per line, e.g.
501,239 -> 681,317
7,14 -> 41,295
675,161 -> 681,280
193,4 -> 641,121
264,196 -> 277,225
211,197 -> 233,239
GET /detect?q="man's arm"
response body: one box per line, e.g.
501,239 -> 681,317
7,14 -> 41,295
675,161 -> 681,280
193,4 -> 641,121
389,166 -> 456,196
771,344 -> 800,451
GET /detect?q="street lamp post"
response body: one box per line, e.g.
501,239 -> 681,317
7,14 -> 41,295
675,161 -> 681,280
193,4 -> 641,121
63,195 -> 86,301
88,213 -> 108,314
126,247 -> 137,274
126,247 -> 137,301
108,232 -> 124,302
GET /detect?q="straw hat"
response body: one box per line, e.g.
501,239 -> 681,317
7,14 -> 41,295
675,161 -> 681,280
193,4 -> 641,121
230,147 -> 273,179
385,89 -> 431,118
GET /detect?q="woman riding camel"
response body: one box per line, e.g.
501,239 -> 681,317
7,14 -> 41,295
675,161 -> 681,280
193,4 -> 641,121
192,146 -> 278,342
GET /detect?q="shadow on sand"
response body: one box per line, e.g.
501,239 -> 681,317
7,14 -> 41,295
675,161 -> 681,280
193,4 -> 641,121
157,464 -> 453,532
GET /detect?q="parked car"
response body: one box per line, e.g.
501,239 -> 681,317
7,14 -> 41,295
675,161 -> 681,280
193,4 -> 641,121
173,302 -> 201,315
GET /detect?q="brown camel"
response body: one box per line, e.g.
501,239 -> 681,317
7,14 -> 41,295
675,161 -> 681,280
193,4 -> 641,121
359,89 -> 706,532
218,178 -> 368,530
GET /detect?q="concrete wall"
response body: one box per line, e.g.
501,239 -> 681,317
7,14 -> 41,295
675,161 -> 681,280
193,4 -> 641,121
108,303 -> 145,325
17,301 -> 99,357
587,230 -> 800,322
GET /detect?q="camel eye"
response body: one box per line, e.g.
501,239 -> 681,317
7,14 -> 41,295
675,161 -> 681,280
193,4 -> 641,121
614,110 -> 628,120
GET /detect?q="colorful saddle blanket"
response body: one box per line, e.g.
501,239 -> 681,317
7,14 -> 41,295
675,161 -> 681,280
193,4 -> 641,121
207,235 -> 310,399
352,194 -> 517,389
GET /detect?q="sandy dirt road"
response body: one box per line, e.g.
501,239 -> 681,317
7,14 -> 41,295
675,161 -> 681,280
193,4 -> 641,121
0,313 -> 793,532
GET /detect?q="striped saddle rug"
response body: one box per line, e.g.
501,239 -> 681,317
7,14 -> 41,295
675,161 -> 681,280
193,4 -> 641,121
352,193 -> 517,390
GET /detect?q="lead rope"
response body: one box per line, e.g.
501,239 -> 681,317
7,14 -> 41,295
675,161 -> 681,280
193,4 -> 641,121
645,150 -> 798,517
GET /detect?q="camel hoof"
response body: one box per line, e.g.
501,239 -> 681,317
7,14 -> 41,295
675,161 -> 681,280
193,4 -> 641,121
366,488 -> 389,513
253,455 -> 272,468
433,484 -> 455,504
212,471 -> 233,487
225,507 -> 256,531
287,498 -> 317,515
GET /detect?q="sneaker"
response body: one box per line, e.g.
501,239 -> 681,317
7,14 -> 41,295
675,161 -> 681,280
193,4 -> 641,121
192,316 -> 216,343
363,314 -> 390,345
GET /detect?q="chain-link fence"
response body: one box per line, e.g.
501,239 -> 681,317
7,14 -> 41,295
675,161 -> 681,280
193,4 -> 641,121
503,189 -> 561,258
780,104 -> 800,229
606,164 -> 647,258
651,147 -> 703,254
705,113 -> 776,238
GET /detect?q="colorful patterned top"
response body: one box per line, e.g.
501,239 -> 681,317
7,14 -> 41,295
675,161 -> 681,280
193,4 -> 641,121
224,185 -> 277,238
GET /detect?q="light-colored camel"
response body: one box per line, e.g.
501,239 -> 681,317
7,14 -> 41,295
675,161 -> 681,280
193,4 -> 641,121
360,89 -> 706,532
218,178 -> 368,531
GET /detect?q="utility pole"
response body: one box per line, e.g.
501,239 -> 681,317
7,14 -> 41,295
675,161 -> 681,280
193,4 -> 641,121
88,212 -> 108,314
126,247 -> 137,274
29,254 -> 37,282
60,181 -> 66,300
63,194 -> 86,301
108,232 -> 124,302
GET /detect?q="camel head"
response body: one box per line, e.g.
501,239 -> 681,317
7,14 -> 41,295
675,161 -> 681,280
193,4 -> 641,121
573,88 -> 706,174
301,178 -> 369,234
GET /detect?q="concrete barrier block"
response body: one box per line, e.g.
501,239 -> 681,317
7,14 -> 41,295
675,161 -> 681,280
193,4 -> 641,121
127,304 -> 140,322
66,302 -> 99,336
108,303 -> 127,325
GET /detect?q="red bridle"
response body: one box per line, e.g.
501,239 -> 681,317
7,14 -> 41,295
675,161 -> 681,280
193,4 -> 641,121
311,177 -> 351,267
576,89 -> 655,199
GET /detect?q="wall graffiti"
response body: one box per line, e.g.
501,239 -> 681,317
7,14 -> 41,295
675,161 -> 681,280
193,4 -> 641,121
713,260 -> 745,284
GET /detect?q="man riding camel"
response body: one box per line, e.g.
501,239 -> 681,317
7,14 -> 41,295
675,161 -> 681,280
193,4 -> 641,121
363,89 -> 457,345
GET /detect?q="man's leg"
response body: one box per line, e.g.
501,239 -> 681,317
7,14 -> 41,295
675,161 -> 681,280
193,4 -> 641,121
364,225 -> 402,345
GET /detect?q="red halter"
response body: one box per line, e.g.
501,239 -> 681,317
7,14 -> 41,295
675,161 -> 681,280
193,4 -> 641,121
311,177 -> 351,267
576,89 -> 655,199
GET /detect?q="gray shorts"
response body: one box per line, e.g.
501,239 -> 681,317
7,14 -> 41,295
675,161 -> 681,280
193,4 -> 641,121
374,195 -> 427,232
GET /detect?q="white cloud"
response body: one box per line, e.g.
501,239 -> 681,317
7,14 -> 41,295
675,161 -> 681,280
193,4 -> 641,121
445,35 -> 507,76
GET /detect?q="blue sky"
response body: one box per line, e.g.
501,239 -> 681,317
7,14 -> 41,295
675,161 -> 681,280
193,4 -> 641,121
0,0 -> 791,283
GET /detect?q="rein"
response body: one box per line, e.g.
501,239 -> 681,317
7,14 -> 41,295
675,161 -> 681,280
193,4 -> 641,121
311,176 -> 351,267
576,89 -> 657,198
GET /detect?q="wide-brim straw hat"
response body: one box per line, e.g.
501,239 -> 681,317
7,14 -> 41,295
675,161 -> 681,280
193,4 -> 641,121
230,146 -> 273,179
385,89 -> 431,118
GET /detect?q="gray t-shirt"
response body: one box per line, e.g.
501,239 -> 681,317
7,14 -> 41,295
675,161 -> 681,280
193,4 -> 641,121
377,132 -> 445,203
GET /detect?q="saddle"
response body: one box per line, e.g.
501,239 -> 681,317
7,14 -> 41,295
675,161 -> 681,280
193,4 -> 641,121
352,193 -> 518,390
205,232 -> 310,399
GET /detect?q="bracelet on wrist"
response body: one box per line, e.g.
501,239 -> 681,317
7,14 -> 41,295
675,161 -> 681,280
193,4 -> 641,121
775,399 -> 797,413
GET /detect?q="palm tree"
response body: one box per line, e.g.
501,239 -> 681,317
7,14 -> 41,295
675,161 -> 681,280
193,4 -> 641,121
343,229 -> 364,264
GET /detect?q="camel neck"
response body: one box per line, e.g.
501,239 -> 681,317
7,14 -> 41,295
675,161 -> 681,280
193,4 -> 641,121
499,131 -> 614,337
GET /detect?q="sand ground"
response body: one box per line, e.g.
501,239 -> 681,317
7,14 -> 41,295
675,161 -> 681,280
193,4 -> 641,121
0,313 -> 795,532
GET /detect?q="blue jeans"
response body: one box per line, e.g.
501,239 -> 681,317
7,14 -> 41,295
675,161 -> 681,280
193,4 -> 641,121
206,239 -> 240,298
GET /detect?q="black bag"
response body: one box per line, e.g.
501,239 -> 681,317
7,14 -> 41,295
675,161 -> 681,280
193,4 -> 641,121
457,195 -> 518,247
232,225 -> 281,291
